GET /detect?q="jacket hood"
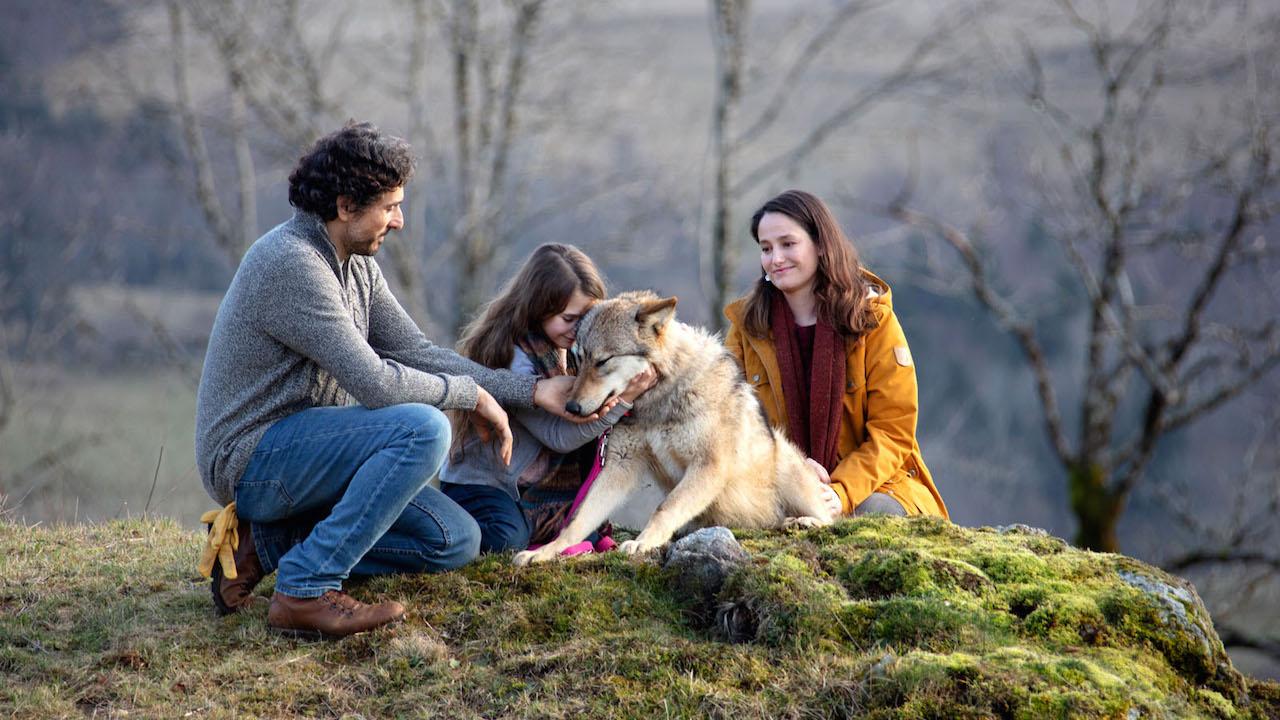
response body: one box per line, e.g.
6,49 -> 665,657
863,270 -> 893,321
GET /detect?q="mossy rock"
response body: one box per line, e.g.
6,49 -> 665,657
2,517 -> 1277,719
713,516 -> 1265,717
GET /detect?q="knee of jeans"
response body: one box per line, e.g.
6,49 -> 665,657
437,514 -> 482,570
399,403 -> 452,467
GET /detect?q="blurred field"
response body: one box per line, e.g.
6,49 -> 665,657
2,363 -> 207,526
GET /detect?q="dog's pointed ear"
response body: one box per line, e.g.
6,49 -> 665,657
636,296 -> 678,335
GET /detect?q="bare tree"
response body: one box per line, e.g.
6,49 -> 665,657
882,0 -> 1280,552
160,0 -> 352,265
155,0 -> 599,339
443,0 -> 546,334
707,0 -> 749,333
703,0 -> 978,331
379,0 -> 559,336
166,0 -> 256,263
389,0 -> 445,334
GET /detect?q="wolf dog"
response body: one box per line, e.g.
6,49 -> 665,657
512,291 -> 835,566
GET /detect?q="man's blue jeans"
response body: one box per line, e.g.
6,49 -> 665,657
234,403 -> 481,599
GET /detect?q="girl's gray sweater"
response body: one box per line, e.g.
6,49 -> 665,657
439,347 -> 630,500
195,212 -> 537,505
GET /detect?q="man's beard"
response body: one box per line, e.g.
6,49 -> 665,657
350,233 -> 384,256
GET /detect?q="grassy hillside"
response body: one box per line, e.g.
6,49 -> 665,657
1,516 -> 1277,719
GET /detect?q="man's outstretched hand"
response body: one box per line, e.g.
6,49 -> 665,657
533,376 -> 621,422
472,388 -> 513,465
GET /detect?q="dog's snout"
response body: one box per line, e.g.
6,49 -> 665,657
565,400 -> 583,416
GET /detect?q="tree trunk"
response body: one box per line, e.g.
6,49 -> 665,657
1068,462 -> 1123,553
707,0 -> 748,335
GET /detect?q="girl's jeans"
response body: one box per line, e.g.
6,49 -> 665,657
234,403 -> 481,598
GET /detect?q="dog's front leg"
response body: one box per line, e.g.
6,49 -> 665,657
512,459 -> 643,566
621,463 -> 725,556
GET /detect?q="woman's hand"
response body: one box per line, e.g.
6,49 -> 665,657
618,364 -> 658,403
805,458 -> 843,517
472,388 -> 513,466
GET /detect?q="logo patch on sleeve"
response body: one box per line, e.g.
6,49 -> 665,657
894,346 -> 913,367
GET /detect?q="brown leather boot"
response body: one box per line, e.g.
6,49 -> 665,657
210,519 -> 266,615
267,590 -> 406,639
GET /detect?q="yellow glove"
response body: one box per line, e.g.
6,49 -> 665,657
198,502 -> 240,580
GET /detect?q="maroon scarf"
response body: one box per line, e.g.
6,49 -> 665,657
770,293 -> 845,472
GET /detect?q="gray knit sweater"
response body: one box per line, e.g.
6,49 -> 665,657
195,212 -> 537,505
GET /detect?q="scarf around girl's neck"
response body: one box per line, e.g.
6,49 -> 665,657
517,332 -> 574,379
770,292 -> 845,473
515,331 -> 598,545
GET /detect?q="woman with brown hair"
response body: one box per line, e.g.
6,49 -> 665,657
724,190 -> 947,518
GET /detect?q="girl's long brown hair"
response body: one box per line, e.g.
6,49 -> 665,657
456,243 -> 607,368
450,243 -> 606,457
740,189 -> 878,340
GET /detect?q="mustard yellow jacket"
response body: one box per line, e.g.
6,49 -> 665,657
724,273 -> 948,518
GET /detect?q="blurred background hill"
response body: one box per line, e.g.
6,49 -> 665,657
1,0 -> 1276,677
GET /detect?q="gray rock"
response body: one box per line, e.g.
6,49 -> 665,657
1118,570 -> 1214,658
993,523 -> 1050,537
663,527 -> 749,617
1117,569 -> 1244,702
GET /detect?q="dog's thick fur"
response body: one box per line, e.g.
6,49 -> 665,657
513,291 -> 835,565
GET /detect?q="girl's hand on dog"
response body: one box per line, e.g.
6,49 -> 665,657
473,388 -> 514,465
805,458 -> 843,517
619,364 -> 658,403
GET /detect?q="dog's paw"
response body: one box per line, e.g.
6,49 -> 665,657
512,549 -> 545,567
618,539 -> 658,556
783,516 -> 824,530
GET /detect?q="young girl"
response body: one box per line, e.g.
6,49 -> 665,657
440,243 -> 656,553
724,190 -> 948,519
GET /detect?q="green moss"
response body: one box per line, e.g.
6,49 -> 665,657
1020,592 -> 1110,647
0,516 -> 1270,719
718,553 -> 851,648
825,547 -> 992,600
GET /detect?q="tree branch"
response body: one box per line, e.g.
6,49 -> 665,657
1161,354 -> 1280,435
884,204 -> 1074,465
167,0 -> 238,265
731,6 -> 965,197
1167,133 -> 1271,369
1216,626 -> 1280,664
489,0 -> 543,205
1166,549 -> 1280,575
730,0 -> 876,152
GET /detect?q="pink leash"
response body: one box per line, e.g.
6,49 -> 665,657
527,427 -> 616,556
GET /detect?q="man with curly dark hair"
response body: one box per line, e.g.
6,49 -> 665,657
195,122 -> 603,638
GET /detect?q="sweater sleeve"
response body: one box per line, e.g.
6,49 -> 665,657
508,348 -> 629,452
828,308 -> 920,511
364,260 -> 536,409
252,251 -> 478,410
